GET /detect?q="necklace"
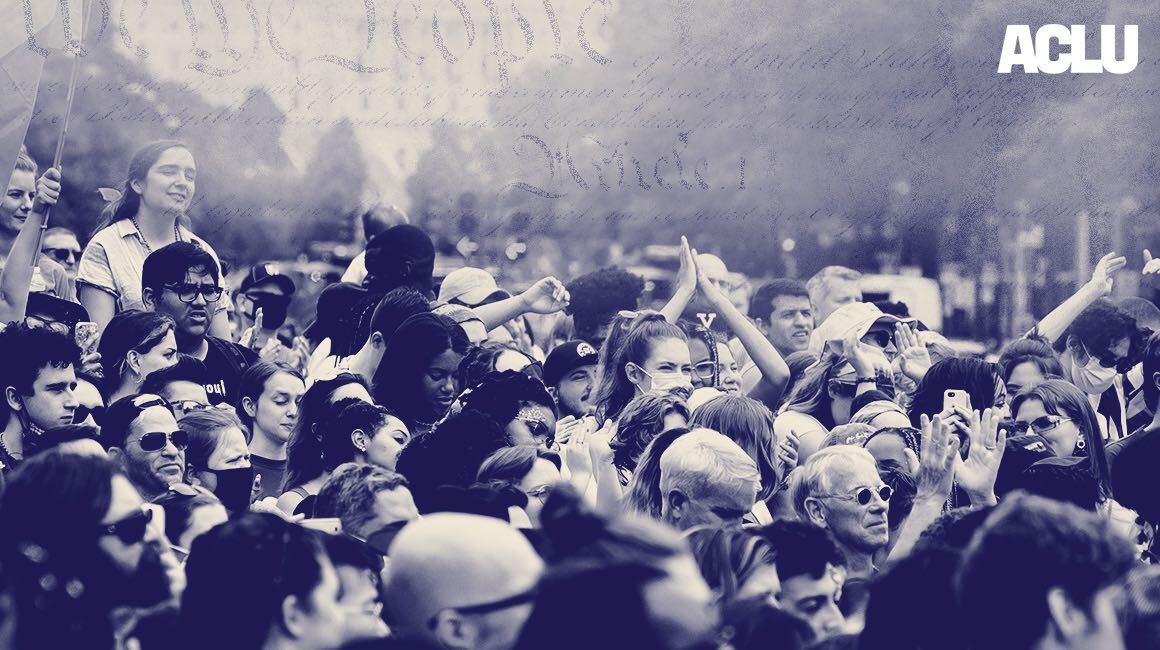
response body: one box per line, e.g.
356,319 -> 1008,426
131,216 -> 182,253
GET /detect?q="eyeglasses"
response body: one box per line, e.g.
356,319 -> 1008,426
1012,416 -> 1072,435
135,430 -> 189,452
172,400 -> 209,417
163,282 -> 223,304
43,247 -> 81,264
99,507 -> 153,545
861,329 -> 894,349
829,375 -> 895,398
23,315 -> 70,335
526,484 -> 554,503
426,588 -> 537,630
817,485 -> 893,506
520,361 -> 545,382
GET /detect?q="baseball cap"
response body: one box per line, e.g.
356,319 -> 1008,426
239,262 -> 296,296
808,302 -> 915,356
438,267 -> 510,307
543,340 -> 599,387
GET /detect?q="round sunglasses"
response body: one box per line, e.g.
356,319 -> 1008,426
818,485 -> 894,506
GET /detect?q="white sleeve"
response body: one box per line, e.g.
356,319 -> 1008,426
341,252 -> 367,285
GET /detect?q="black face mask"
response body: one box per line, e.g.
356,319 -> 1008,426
246,293 -> 291,329
211,466 -> 256,515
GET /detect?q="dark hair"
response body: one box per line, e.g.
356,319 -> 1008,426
182,408 -> 245,473
592,313 -> 687,423
140,354 -> 207,397
283,377 -> 367,493
524,562 -> 670,649
955,493 -> 1136,650
1019,459 -> 1103,511
691,396 -> 780,501
24,424 -> 102,457
456,341 -> 524,390
1066,298 -> 1138,356
611,393 -> 691,480
1010,379 -> 1113,501
685,526 -> 776,605
564,267 -> 644,342
362,225 -> 435,294
323,533 -> 385,581
513,560 -> 669,650
755,520 -> 846,581
235,361 -> 302,435
996,337 -> 1064,390
373,313 -> 470,426
393,408 -> 510,513
0,324 -> 81,423
361,204 -> 407,240
96,140 -> 192,232
749,279 -> 809,321
782,352 -> 845,429
141,241 -> 219,297
96,310 -> 175,397
458,370 -> 558,430
361,286 -> 430,348
477,445 -> 562,485
873,300 -> 911,319
915,505 -> 996,553
1142,331 -> 1160,410
878,463 -> 916,530
860,546 -> 963,650
623,427 -> 691,519
152,488 -> 222,548
0,451 -> 121,646
100,393 -> 175,450
321,401 -> 396,472
908,357 -> 1001,428
538,483 -> 686,566
180,513 -> 330,649
780,351 -> 820,409
315,463 -> 411,538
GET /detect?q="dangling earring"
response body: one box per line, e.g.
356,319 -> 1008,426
1077,435 -> 1086,450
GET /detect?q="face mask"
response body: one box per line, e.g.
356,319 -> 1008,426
210,466 -> 256,515
246,294 -> 291,329
1071,354 -> 1117,396
631,364 -> 693,398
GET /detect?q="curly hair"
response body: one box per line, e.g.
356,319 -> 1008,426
611,393 -> 691,481
1065,298 -> 1138,357
565,267 -> 645,342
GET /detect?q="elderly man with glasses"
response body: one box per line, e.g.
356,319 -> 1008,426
103,393 -> 188,501
790,445 -> 891,581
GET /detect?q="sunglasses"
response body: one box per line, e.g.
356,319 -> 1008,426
1012,416 -> 1072,436
164,282 -> 223,304
74,404 -> 106,425
43,247 -> 81,264
862,329 -> 894,349
23,315 -> 70,335
819,485 -> 894,506
829,375 -> 895,399
172,400 -> 210,416
427,588 -> 537,630
99,507 -> 153,545
135,429 -> 189,452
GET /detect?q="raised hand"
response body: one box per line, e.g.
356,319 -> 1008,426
31,167 -> 61,214
675,235 -> 697,296
911,414 -> 958,504
842,332 -> 892,380
239,307 -> 264,350
894,322 -> 932,383
776,432 -> 800,477
954,408 -> 1007,505
587,418 -> 616,469
518,276 -> 570,314
1090,252 -> 1128,295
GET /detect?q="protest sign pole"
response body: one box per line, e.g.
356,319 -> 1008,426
33,0 -> 91,272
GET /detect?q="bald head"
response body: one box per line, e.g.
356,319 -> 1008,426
386,514 -> 543,646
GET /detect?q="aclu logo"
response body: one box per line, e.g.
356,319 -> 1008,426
998,25 -> 1138,74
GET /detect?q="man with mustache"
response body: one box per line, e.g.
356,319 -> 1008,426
141,242 -> 257,406
542,340 -> 599,419
103,393 -> 188,501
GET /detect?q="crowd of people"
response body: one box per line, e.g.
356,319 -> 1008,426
1,139 -> 1160,649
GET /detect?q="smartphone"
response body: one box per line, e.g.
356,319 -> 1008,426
299,518 -> 342,535
75,321 -> 99,357
943,389 -> 971,414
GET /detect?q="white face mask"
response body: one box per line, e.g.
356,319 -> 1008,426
630,363 -> 693,398
1070,353 -> 1117,396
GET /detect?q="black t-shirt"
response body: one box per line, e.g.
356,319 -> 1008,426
251,454 -> 287,502
1107,424 -> 1160,523
202,336 -> 259,405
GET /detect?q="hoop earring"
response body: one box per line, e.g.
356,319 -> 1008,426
1076,435 -> 1086,450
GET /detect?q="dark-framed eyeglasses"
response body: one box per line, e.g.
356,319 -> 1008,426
1012,416 -> 1072,436
135,430 -> 189,453
99,507 -> 153,545
426,588 -> 538,630
43,247 -> 81,264
163,282 -> 223,304
818,485 -> 893,506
